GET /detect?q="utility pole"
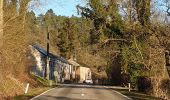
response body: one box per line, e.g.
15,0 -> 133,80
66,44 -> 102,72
45,27 -> 50,80
165,50 -> 170,77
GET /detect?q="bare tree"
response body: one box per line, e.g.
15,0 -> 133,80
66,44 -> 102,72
119,0 -> 137,24
127,0 -> 132,23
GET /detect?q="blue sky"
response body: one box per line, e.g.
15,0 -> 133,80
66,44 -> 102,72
31,0 -> 86,17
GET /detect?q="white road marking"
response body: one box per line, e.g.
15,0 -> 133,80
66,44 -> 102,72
30,88 -> 55,100
30,84 -> 132,100
103,86 -> 132,100
81,93 -> 85,96
112,90 -> 133,100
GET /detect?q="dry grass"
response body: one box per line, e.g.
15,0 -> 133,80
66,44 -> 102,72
0,2 -> 59,99
0,78 -> 25,99
13,87 -> 51,100
114,89 -> 163,100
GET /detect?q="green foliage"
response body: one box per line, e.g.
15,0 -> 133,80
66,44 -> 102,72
44,9 -> 56,27
135,0 -> 151,26
57,18 -> 80,58
32,74 -> 53,86
127,62 -> 144,84
35,10 -> 92,59
77,0 -> 124,42
121,35 -> 151,85
121,41 -> 142,72
26,11 -> 38,35
57,27 -> 70,58
35,75 -> 50,86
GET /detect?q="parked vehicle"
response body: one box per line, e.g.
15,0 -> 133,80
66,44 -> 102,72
84,79 -> 93,84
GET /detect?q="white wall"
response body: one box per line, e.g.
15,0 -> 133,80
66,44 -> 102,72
79,67 -> 92,83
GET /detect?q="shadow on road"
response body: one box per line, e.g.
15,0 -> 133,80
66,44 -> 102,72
57,84 -> 126,91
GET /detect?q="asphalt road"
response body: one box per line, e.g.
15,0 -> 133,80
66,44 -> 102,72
31,84 -> 132,100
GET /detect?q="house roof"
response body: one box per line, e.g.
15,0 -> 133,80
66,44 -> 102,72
68,59 -> 93,68
68,59 -> 80,67
32,45 -> 70,64
76,61 -> 91,68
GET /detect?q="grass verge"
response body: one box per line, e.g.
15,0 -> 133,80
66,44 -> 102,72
13,87 -> 52,100
114,89 -> 163,100
13,74 -> 56,100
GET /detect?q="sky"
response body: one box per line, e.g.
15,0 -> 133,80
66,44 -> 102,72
30,0 -> 87,17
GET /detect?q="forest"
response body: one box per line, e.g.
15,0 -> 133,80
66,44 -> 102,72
0,0 -> 170,99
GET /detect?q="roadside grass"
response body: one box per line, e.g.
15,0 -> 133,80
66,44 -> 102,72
13,87 -> 51,100
0,78 -> 25,99
13,74 -> 56,100
115,89 -> 163,100
34,75 -> 51,86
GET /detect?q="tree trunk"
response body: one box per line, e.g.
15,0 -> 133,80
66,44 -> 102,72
0,0 -> 3,47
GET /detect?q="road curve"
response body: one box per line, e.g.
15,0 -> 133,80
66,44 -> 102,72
31,84 -> 132,100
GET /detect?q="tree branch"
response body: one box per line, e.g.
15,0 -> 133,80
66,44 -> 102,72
134,36 -> 144,61
104,38 -> 127,43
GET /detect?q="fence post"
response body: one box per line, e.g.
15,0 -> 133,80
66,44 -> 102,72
128,83 -> 131,92
25,83 -> 29,94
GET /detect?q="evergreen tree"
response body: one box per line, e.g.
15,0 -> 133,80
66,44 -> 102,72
77,0 -> 124,43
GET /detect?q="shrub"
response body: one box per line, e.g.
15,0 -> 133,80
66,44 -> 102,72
137,76 -> 152,93
121,73 -> 130,87
137,77 -> 170,99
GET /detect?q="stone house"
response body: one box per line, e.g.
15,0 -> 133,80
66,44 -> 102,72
30,45 -> 72,83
